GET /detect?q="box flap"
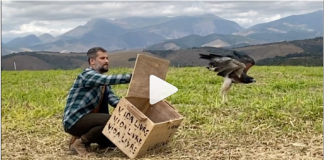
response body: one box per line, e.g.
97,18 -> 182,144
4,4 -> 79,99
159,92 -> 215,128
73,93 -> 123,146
127,54 -> 170,99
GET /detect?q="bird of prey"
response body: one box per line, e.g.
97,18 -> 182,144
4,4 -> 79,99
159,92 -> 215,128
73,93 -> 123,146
199,50 -> 256,103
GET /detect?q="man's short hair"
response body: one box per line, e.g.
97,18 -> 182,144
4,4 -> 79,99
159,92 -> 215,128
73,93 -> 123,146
87,47 -> 107,64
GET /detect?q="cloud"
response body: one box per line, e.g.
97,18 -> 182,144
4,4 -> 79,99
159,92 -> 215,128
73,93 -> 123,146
4,21 -> 77,35
1,1 -> 323,42
261,15 -> 282,23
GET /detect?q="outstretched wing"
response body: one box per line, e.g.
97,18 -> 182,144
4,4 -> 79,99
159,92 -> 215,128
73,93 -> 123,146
231,51 -> 255,73
200,50 -> 255,75
199,53 -> 246,78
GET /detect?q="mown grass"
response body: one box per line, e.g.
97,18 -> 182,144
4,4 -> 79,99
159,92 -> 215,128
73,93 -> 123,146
1,66 -> 323,160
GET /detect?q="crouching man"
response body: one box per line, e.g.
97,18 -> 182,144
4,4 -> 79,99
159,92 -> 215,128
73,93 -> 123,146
62,47 -> 132,156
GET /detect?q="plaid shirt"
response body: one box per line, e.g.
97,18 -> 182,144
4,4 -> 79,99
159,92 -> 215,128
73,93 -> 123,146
62,67 -> 132,130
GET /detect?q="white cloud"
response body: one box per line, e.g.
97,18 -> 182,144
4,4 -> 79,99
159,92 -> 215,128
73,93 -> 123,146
262,15 -> 282,23
7,21 -> 73,36
231,18 -> 255,27
184,6 -> 202,13
237,11 -> 258,17
2,20 -> 88,38
162,5 -> 175,14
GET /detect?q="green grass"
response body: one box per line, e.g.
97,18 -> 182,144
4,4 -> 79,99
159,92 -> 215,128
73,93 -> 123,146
1,66 -> 323,159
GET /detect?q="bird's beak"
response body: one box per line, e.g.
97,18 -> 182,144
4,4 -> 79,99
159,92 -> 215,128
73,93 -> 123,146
252,79 -> 256,82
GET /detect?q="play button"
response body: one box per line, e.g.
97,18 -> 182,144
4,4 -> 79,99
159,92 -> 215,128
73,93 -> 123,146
149,75 -> 178,105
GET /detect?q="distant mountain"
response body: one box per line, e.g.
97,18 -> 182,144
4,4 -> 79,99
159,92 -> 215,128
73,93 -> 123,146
243,30 -> 321,43
3,10 -> 323,53
250,10 -> 323,32
38,33 -> 54,43
138,14 -> 244,39
146,33 -> 263,50
2,37 -> 322,70
255,37 -> 323,66
6,14 -> 245,52
5,34 -> 42,49
115,30 -> 166,49
1,43 -> 12,56
107,16 -> 179,29
26,19 -> 130,52
234,10 -> 323,42
51,18 -> 128,42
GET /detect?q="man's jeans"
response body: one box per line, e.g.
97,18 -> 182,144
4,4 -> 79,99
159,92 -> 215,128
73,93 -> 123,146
65,113 -> 114,147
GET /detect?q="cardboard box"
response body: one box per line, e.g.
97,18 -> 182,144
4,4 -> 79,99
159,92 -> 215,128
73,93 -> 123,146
102,54 -> 184,159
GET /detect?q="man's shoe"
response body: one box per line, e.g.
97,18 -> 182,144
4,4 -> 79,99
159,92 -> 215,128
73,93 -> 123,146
70,138 -> 90,156
69,136 -> 90,150
69,136 -> 78,150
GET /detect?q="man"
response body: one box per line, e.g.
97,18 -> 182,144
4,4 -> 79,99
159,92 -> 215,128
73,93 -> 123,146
62,47 -> 132,156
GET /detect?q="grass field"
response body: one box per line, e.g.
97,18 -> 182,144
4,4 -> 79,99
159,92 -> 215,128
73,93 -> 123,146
1,66 -> 323,160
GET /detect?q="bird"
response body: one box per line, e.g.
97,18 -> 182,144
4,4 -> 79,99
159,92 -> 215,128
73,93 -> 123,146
199,50 -> 256,103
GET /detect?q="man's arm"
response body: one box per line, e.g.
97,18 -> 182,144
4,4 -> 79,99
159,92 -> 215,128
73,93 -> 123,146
80,70 -> 132,87
107,86 -> 120,108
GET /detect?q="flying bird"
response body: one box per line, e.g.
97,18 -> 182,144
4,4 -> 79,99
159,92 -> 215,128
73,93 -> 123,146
199,50 -> 256,103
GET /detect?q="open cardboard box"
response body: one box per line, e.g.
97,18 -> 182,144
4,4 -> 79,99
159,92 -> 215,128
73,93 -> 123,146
102,54 -> 184,159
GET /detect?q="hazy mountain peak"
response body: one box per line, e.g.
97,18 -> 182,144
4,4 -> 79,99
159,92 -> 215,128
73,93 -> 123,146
5,34 -> 41,49
39,33 -> 53,38
84,18 -> 111,27
197,13 -> 224,20
231,9 -> 324,42
24,34 -> 39,39
38,33 -> 54,43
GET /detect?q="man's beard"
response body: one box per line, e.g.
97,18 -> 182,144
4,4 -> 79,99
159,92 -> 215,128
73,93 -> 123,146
96,63 -> 109,73
99,67 -> 109,73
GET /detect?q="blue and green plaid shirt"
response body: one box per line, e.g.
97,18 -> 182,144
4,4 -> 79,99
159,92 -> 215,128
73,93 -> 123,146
62,67 -> 132,130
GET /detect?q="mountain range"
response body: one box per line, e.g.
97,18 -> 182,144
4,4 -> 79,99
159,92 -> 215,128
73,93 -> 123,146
2,37 -> 322,71
2,10 -> 323,55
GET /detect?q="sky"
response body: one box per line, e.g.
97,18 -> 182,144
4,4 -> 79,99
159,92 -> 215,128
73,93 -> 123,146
1,1 -> 323,43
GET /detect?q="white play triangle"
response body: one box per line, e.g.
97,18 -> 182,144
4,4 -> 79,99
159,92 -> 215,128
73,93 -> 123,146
149,75 -> 178,105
